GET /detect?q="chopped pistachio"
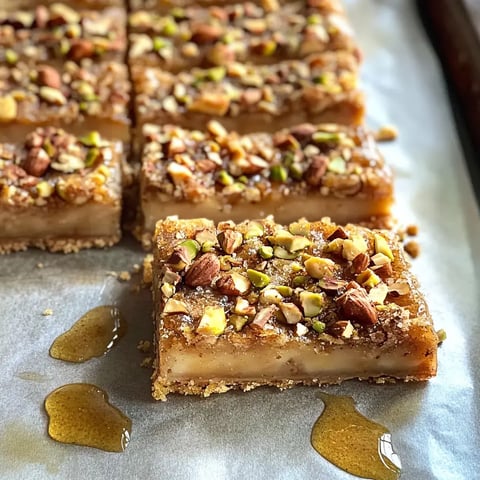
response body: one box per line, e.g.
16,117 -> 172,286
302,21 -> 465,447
312,131 -> 344,143
247,269 -> 270,288
161,283 -> 175,298
207,66 -> 226,82
327,157 -> 347,174
179,239 -> 200,261
197,306 -> 227,336
292,275 -> 309,287
304,256 -> 336,279
324,238 -> 344,255
153,37 -> 167,52
258,245 -> 273,259
342,234 -> 368,261
273,246 -> 298,260
80,131 -> 102,147
262,39 -> 277,56
36,181 -> 53,198
201,241 -> 215,252
290,262 -> 303,273
300,291 -> 324,317
5,49 -> 18,65
289,163 -> 303,180
356,268 -> 381,288
162,17 -> 178,36
270,164 -> 288,182
374,234 -> 394,261
288,221 -> 310,236
217,170 -> 234,186
84,148 -> 100,167
436,329 -> 447,344
0,95 -> 17,122
268,231 -> 310,252
312,320 -> 326,334
195,229 -> 217,246
229,314 -> 249,332
260,288 -> 283,305
277,286 -> 293,297
307,14 -> 321,25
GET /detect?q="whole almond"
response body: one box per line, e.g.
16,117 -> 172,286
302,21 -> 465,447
305,154 -> 328,186
23,148 -> 51,177
352,253 -> 370,274
336,287 -> 377,325
37,65 -> 62,89
185,253 -> 220,287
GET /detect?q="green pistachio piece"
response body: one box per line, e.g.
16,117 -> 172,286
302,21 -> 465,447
292,275 -> 309,287
80,131 -> 102,147
276,286 -> 293,297
84,147 -> 100,167
245,221 -> 264,239
270,165 -> 288,182
273,246 -> 298,260
289,163 -> 303,180
288,221 -> 311,236
307,14 -> 321,25
312,131 -> 344,143
262,39 -> 277,56
268,230 -> 311,252
197,306 -> 227,336
217,170 -> 234,186
153,37 -> 167,52
171,7 -> 185,19
436,329 -> 447,344
299,291 -> 324,317
312,320 -> 326,334
327,157 -> 347,174
5,49 -> 18,65
162,17 -> 178,36
238,175 -> 248,184
258,245 -> 273,259
247,269 -> 270,288
229,314 -> 249,332
42,138 -> 55,157
201,241 -> 215,253
179,239 -> 200,261
207,66 -> 226,82
356,268 -> 381,288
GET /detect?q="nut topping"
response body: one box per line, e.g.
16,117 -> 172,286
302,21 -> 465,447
305,154 -> 328,186
336,288 -> 377,325
217,229 -> 243,254
22,148 -> 51,177
216,272 -> 251,295
351,253 -> 370,274
37,66 -> 62,89
185,253 -> 220,287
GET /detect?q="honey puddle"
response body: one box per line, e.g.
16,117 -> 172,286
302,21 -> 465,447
44,383 -> 131,453
311,393 -> 401,480
49,305 -> 126,362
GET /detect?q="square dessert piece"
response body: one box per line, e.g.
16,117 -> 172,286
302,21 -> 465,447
152,217 -> 438,400
0,128 -> 122,253
0,5 -> 126,67
138,121 -> 392,245
0,61 -> 130,142
128,1 -> 360,72
131,52 -> 364,134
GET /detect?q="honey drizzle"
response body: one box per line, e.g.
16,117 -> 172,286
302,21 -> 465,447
49,305 -> 126,362
311,393 -> 401,480
44,383 -> 131,453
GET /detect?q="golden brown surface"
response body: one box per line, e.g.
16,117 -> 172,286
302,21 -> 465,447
152,217 -> 438,400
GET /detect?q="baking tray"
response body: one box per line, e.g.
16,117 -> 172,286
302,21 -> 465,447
1,1 -> 480,479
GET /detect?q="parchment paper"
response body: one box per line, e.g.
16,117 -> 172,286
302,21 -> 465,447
1,1 -> 479,478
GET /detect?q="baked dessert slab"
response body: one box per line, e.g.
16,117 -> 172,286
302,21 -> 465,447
128,1 -> 360,71
138,121 -> 392,246
131,52 -> 364,134
0,128 -> 122,253
152,217 -> 438,400
0,61 -> 130,142
0,5 -> 126,66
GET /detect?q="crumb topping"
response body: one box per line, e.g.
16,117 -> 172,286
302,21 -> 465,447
133,51 -> 358,120
0,127 -> 120,207
0,60 -> 130,124
142,121 -> 391,203
128,1 -> 358,70
154,218 -> 426,345
0,5 -> 126,65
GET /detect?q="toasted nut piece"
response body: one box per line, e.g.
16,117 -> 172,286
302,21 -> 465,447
304,257 -> 336,279
331,320 -> 354,339
318,278 -> 347,295
279,303 -> 303,324
179,239 -> 200,261
436,329 -> 447,344
296,323 -> 309,336
0,95 -> 18,122
324,238 -> 344,255
247,269 -> 270,288
36,181 -> 53,198
245,221 -> 264,239
372,262 -> 393,279
376,124 -> 398,142
197,306 -> 226,336
163,299 -> 188,314
259,288 -> 283,305
229,315 -> 249,332
312,320 -> 326,334
161,283 -> 175,298
167,246 -> 191,271
189,92 -> 230,116
234,297 -> 256,316
305,154 -> 328,186
185,253 -> 220,287
288,220 -> 310,236
167,162 -> 192,185
23,148 -> 51,177
406,224 -> 419,236
268,231 -> 311,252
217,229 -> 243,254
216,272 -> 251,295
371,253 -> 391,266
336,288 -> 377,325
292,275 -> 309,287
299,291 -> 324,317
356,269 -> 381,288
251,305 -> 277,329
374,234 -> 394,261
161,267 -> 181,285
327,226 -> 349,240
273,246 -> 298,260
68,39 -> 95,61
258,245 -> 273,259
39,86 -> 67,105
404,240 -> 420,258
276,286 -> 293,297
37,65 -> 62,89
388,281 -> 410,296
195,229 -> 218,247
368,283 -> 388,304
342,234 -> 368,261
191,24 -> 223,44
352,253 -> 370,274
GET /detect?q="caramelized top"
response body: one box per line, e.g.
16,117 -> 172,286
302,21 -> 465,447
0,127 -> 121,207
0,61 -> 130,125
129,1 -> 358,71
0,5 -> 126,65
153,217 -> 432,345
141,121 -> 392,203
133,51 -> 359,121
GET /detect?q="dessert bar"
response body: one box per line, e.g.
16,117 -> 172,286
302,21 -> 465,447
0,128 -> 123,253
128,1 -> 359,72
0,5 -> 126,67
0,61 -> 130,142
138,121 -> 392,245
132,52 -> 363,134
152,217 -> 438,400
